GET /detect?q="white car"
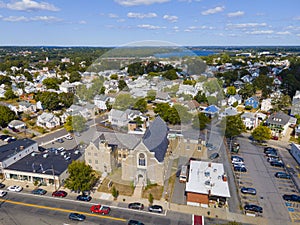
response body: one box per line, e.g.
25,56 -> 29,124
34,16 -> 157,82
0,190 -> 7,197
65,134 -> 73,140
7,185 -> 23,192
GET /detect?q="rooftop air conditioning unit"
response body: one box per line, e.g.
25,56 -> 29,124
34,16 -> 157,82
43,154 -> 48,158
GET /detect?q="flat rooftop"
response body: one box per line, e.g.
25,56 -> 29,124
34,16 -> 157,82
186,160 -> 230,198
5,148 -> 82,176
0,138 -> 36,162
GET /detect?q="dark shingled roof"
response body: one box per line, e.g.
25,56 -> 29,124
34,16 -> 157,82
0,138 -> 36,162
142,116 -> 169,162
5,148 -> 82,176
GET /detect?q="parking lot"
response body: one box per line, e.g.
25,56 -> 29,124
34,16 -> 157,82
232,136 -> 300,224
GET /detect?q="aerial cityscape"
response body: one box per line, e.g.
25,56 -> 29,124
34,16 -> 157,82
0,1 -> 300,225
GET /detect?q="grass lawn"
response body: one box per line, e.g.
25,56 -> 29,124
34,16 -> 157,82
97,177 -> 134,196
142,184 -> 163,200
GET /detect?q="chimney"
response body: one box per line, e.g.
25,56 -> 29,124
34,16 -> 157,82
208,162 -> 211,167
222,173 -> 227,182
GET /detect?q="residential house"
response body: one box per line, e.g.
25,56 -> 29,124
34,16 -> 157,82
291,90 -> 300,116
155,91 -> 171,104
8,120 -> 26,131
37,112 -> 60,129
245,96 -> 259,109
94,95 -> 110,111
62,103 -> 96,122
261,98 -> 273,112
59,81 -> 77,93
108,109 -> 129,127
265,111 -> 291,137
18,101 -> 37,113
240,75 -> 252,83
203,105 -> 220,118
182,100 -> 200,114
227,94 -> 242,106
185,161 -> 230,208
219,107 -> 238,120
241,112 -> 258,130
177,84 -> 197,97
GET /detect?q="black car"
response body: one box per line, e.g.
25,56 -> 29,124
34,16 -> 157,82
275,172 -> 291,179
241,187 -> 256,195
148,204 -> 163,213
209,153 -> 219,160
69,213 -> 86,221
128,220 -> 145,225
283,194 -> 300,202
55,138 -> 64,143
32,188 -> 47,195
0,135 -> 11,141
128,202 -> 144,210
0,183 -> 5,189
234,165 -> 247,172
77,195 -> 92,201
244,204 -> 263,213
270,161 -> 284,168
231,155 -> 244,162
264,147 -> 277,153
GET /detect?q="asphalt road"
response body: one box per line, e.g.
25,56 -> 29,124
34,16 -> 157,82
0,192 -> 192,225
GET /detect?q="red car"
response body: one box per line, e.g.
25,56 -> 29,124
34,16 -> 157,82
90,204 -> 111,215
52,190 -> 67,197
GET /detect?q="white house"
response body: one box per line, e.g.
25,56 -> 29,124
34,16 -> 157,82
37,112 -> 60,129
241,112 -> 258,130
228,94 -> 242,106
177,84 -> 197,97
261,98 -> 273,112
94,95 -> 110,111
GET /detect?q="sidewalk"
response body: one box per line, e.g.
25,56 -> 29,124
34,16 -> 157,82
1,179 -> 298,225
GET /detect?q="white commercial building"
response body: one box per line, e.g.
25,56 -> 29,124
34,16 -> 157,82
290,143 -> 300,165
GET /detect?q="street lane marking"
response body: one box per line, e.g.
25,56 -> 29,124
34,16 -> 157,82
1,199 -> 126,222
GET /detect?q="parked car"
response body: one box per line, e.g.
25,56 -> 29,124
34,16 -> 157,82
128,202 -> 144,210
0,190 -> 7,197
90,204 -> 111,214
7,185 -> 23,192
65,134 -> 73,140
270,161 -> 284,168
52,190 -> 67,197
232,161 -> 245,167
0,183 -> 5,188
264,147 -> 277,154
234,165 -> 247,172
148,204 -> 163,213
241,187 -> 257,195
231,155 -> 244,162
283,194 -> 300,202
77,194 -> 92,201
272,136 -> 279,140
275,172 -> 291,179
32,188 -> 47,195
55,138 -> 64,143
6,137 -> 16,143
244,204 -> 263,213
267,156 -> 280,163
209,153 -> 219,160
266,152 -> 278,157
0,135 -> 11,140
128,220 -> 145,225
69,213 -> 86,221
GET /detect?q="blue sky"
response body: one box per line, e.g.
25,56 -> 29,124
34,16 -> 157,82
0,0 -> 299,46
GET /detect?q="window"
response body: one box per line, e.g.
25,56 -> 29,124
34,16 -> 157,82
94,153 -> 98,156
88,152 -> 91,156
95,160 -> 98,164
138,153 -> 146,166
186,145 -> 190,150
198,146 -> 201,151
88,159 -> 92,163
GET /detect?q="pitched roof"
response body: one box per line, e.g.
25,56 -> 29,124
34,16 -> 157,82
204,105 -> 220,113
142,116 -> 169,162
266,111 -> 290,126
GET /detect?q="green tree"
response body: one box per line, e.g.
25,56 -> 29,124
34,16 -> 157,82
0,105 -> 17,128
114,93 -> 134,110
166,107 -> 181,125
133,98 -> 147,113
118,79 -> 128,91
35,91 -> 60,110
64,115 -> 86,133
227,86 -> 236,96
4,88 -> 17,100
173,104 -> 192,124
238,83 -> 255,99
251,126 -> 271,142
163,69 -> 178,80
148,193 -> 154,205
194,91 -> 208,104
42,77 -> 60,90
69,71 -> 81,83
59,92 -> 74,108
111,186 -> 119,200
23,71 -> 33,82
110,74 -> 118,80
192,113 -> 210,130
0,75 -> 12,86
64,161 -> 96,194
223,115 -> 246,138
147,90 -> 156,101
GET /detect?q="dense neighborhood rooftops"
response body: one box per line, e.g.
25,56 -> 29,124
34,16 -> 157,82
0,138 -> 37,162
186,160 -> 231,198
5,148 -> 82,176
266,111 -> 290,126
142,116 -> 169,162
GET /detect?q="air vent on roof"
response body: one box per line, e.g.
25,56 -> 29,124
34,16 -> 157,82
74,150 -> 79,155
31,152 -> 36,157
43,153 -> 48,158
205,180 -> 210,186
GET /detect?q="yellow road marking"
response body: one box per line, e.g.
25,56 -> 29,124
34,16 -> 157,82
2,199 -> 126,222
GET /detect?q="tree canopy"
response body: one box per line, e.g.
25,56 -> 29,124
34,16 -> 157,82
251,126 -> 271,142
223,115 -> 246,138
64,115 -> 86,133
69,71 -> 81,83
192,112 -> 210,130
64,160 -> 96,193
133,98 -> 147,113
42,77 -> 60,90
0,105 -> 17,128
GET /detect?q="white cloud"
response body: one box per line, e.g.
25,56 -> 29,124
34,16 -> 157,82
286,25 -> 300,31
227,22 -> 267,29
201,6 -> 224,15
297,34 -> 300,37
163,15 -> 178,22
3,15 -> 28,22
2,15 -> 61,22
108,13 -> 119,18
2,0 -> 59,11
127,12 -> 157,19
276,31 -> 291,35
246,30 -> 274,35
294,16 -> 300,20
137,24 -> 165,29
117,18 -> 125,22
79,20 -> 87,24
114,0 -> 169,6
227,11 -> 244,17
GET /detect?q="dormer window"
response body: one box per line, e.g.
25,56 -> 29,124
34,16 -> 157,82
138,153 -> 146,166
